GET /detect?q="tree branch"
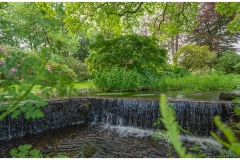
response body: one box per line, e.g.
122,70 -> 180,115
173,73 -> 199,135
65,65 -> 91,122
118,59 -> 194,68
156,2 -> 168,31
118,2 -> 144,17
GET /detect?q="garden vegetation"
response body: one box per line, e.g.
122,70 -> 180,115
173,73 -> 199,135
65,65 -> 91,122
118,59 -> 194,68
0,1 -> 240,158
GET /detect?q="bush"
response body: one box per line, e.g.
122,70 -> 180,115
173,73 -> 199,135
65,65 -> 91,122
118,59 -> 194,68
44,61 -> 77,84
159,64 -> 191,78
0,45 -> 43,87
214,51 -> 240,74
173,44 -> 216,72
86,34 -> 167,74
93,67 -> 144,92
63,56 -> 91,82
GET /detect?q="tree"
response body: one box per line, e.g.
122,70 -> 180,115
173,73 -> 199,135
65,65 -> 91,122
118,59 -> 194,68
0,2 -> 79,56
72,34 -> 91,62
173,44 -> 216,72
186,2 -> 240,54
214,51 -> 240,74
216,2 -> 240,33
86,34 -> 167,74
63,2 -> 199,40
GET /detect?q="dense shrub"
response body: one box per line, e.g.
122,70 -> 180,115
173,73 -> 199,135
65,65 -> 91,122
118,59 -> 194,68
173,44 -> 216,72
86,34 -> 167,74
159,64 -> 191,78
44,61 -> 77,84
63,56 -> 91,82
93,67 -> 144,92
0,45 -> 41,87
214,51 -> 240,74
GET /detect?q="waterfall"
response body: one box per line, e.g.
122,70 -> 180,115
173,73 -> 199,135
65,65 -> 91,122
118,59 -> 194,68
87,98 -> 233,137
0,97 -> 235,141
0,98 -> 90,141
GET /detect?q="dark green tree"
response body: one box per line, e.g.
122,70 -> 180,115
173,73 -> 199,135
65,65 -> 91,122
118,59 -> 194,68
214,51 -> 240,74
86,34 -> 167,74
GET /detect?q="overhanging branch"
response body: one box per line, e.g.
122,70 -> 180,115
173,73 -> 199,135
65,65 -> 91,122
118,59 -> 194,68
118,2 -> 144,17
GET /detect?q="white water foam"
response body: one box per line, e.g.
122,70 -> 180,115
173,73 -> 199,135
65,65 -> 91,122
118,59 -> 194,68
101,124 -> 155,138
180,135 -> 222,150
97,122 -> 222,152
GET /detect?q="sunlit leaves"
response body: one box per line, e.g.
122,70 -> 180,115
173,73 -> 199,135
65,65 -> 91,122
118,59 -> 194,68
216,2 -> 240,33
173,44 -> 216,72
35,2 -> 56,19
64,2 -> 146,36
64,2 -> 199,40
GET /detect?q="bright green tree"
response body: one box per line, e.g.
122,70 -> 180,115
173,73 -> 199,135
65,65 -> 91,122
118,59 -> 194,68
216,2 -> 240,33
0,2 -> 78,56
63,2 -> 199,40
173,44 -> 216,72
86,34 -> 167,74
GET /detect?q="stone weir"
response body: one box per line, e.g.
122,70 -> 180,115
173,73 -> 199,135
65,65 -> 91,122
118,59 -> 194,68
0,97 -> 235,141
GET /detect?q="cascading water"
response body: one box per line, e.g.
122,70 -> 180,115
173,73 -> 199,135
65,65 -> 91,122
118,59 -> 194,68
0,97 -> 235,140
87,98 -> 233,137
0,97 -> 236,158
0,98 -> 90,141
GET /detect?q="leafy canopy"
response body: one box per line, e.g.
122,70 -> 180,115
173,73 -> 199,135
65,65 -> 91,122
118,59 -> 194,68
216,2 -> 240,33
86,34 -> 167,74
214,51 -> 240,74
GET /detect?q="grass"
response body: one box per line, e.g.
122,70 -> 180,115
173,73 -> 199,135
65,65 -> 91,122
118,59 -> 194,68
159,73 -> 240,93
1,74 -> 240,100
72,80 -> 95,91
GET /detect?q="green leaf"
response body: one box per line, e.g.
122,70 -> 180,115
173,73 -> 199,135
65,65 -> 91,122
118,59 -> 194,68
29,149 -> 41,158
18,144 -> 32,152
159,94 -> 192,158
32,109 -> 45,119
11,110 -> 21,119
9,148 -> 19,157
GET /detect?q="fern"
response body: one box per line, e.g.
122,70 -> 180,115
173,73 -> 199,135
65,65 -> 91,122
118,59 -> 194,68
159,94 -> 192,158
210,116 -> 240,157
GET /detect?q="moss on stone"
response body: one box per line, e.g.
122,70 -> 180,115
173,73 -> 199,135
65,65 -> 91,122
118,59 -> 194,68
83,145 -> 97,157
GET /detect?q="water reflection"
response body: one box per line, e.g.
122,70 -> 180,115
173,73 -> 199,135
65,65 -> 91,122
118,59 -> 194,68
79,90 -> 240,101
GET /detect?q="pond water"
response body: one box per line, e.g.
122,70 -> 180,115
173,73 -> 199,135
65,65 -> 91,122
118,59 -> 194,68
78,90 -> 240,101
0,123 -> 221,158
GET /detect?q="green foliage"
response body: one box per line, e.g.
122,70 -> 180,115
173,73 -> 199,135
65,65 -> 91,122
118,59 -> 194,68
214,51 -> 240,74
189,143 -> 206,158
63,56 -> 91,82
45,61 -> 77,84
64,2 -> 199,40
173,44 -> 216,72
210,116 -> 240,157
73,34 -> 91,62
157,94 -> 240,158
86,34 -> 167,74
158,94 -> 192,158
10,144 -> 68,158
160,64 -> 191,78
216,2 -> 240,33
0,2 -> 78,56
159,73 -> 240,92
0,44 -> 74,119
93,67 -> 143,92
